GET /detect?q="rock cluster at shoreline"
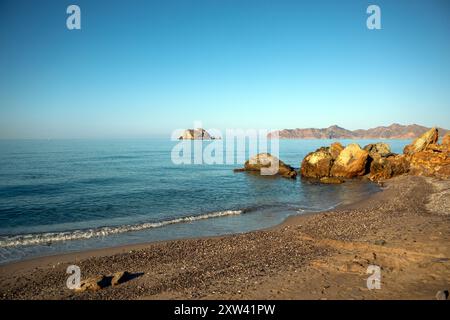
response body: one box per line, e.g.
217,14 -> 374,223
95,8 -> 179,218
300,127 -> 450,182
236,128 -> 450,183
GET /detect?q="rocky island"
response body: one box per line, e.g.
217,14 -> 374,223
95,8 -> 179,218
178,128 -> 218,140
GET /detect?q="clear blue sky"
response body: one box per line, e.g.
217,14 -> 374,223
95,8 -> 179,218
1,0 -> 449,139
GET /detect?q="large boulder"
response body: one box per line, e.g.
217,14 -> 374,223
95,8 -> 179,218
330,144 -> 370,178
401,127 -> 450,178
409,150 -> 450,179
369,154 -> 410,181
236,153 -> 297,179
403,127 -> 438,155
364,142 -> 392,158
300,147 -> 334,178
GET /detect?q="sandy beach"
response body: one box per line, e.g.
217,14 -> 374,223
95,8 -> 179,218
0,175 -> 449,300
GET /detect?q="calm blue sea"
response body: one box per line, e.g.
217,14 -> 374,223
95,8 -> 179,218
0,139 -> 410,264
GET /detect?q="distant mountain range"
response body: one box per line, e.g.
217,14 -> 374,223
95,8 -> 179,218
268,124 -> 449,139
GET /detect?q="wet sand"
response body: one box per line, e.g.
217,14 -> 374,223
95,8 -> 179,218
0,175 -> 449,300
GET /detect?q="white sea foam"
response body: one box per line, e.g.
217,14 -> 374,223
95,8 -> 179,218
0,210 -> 243,247
296,203 -> 341,214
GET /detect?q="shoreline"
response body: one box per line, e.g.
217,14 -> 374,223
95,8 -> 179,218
0,180 -> 377,270
0,179 -> 377,268
0,208 -> 334,272
1,175 -> 449,299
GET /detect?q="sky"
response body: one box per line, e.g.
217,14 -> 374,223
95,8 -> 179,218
1,0 -> 449,139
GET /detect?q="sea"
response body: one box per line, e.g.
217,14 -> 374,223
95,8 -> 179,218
0,138 -> 411,265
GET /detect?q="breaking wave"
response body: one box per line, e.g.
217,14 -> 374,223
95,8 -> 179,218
0,210 -> 243,247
